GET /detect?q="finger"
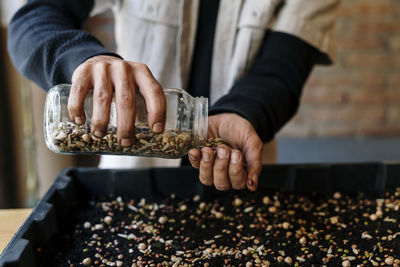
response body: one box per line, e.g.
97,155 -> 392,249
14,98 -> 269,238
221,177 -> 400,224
213,145 -> 231,191
243,134 -> 263,191
68,65 -> 91,125
133,63 -> 166,133
91,63 -> 113,137
229,149 -> 247,190
188,148 -> 201,169
113,62 -> 135,147
199,147 -> 214,186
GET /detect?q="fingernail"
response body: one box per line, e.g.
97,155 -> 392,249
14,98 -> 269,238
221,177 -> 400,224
94,131 -> 104,138
202,151 -> 211,162
152,122 -> 163,133
231,151 -> 240,163
75,116 -> 84,125
121,138 -> 133,147
217,147 -> 228,158
248,179 -> 254,187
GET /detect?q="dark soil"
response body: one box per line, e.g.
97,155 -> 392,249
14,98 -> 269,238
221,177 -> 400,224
34,189 -> 400,267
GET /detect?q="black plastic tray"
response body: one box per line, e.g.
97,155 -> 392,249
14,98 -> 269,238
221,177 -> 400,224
1,162 -> 400,266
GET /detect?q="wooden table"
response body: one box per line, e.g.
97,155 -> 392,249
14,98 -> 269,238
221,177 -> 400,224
0,209 -> 32,254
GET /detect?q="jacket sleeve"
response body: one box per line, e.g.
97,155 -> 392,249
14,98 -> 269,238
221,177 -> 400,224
7,0 -> 121,91
210,31 -> 318,143
273,0 -> 340,64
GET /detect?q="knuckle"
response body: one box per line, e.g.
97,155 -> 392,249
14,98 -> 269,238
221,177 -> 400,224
134,62 -> 149,72
229,167 -> 242,177
215,163 -> 227,172
95,90 -> 111,106
93,61 -> 109,70
115,60 -> 129,70
118,93 -> 134,108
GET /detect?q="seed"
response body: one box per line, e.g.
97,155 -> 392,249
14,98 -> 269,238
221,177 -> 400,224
138,243 -> 147,250
262,196 -> 271,205
180,205 -> 187,211
94,224 -> 104,230
268,206 -> 277,213
158,216 -> 168,224
284,257 -> 292,265
104,216 -> 112,224
385,256 -> 394,265
342,260 -> 350,267
370,214 -> 378,221
116,261 -> 123,267
55,132 -> 67,140
246,262 -> 253,267
193,195 -> 200,202
244,206 -> 254,213
82,134 -> 90,142
83,222 -> 91,229
117,254 -> 123,259
82,258 -> 92,266
234,198 -> 243,206
171,255 -> 182,263
334,192 -> 342,199
330,216 -> 339,224
214,212 -> 223,219
282,222 -> 290,229
299,236 -> 306,245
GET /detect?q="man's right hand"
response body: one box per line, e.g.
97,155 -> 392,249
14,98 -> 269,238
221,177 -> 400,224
67,55 -> 166,147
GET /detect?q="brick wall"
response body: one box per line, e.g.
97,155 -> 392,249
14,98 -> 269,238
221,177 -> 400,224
85,0 -> 400,138
280,0 -> 400,137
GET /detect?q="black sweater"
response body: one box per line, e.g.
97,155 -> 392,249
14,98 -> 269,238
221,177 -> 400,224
8,0 -> 321,143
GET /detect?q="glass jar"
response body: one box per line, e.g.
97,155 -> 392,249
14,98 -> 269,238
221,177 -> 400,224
44,84 -> 208,158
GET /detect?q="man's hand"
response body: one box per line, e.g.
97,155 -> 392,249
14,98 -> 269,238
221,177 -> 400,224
67,55 -> 166,147
188,113 -> 263,191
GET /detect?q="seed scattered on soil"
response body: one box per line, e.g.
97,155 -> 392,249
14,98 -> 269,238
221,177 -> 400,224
34,188 -> 400,266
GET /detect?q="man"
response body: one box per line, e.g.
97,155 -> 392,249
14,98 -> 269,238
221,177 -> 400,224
8,0 -> 339,191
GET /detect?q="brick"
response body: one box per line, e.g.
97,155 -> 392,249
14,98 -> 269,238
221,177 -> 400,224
311,124 -> 356,138
384,90 -> 400,103
390,56 -> 400,68
339,38 -> 386,50
352,71 -> 386,89
339,3 -> 394,17
348,89 -> 385,104
305,73 -> 352,88
278,123 -> 311,138
356,22 -> 400,34
389,36 -> 400,51
306,105 -> 385,124
302,87 -> 346,104
345,53 -> 390,69
357,126 -> 400,137
387,104 -> 400,123
388,75 -> 400,90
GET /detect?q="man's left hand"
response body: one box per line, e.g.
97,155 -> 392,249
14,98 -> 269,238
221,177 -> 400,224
188,113 -> 263,191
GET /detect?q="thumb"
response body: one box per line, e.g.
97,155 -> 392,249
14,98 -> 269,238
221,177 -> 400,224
243,133 -> 263,191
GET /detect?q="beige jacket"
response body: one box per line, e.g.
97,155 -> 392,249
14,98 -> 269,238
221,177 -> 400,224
93,0 -> 339,168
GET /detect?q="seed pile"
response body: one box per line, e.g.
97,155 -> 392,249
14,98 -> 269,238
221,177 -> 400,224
34,189 -> 400,266
51,122 -> 223,158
